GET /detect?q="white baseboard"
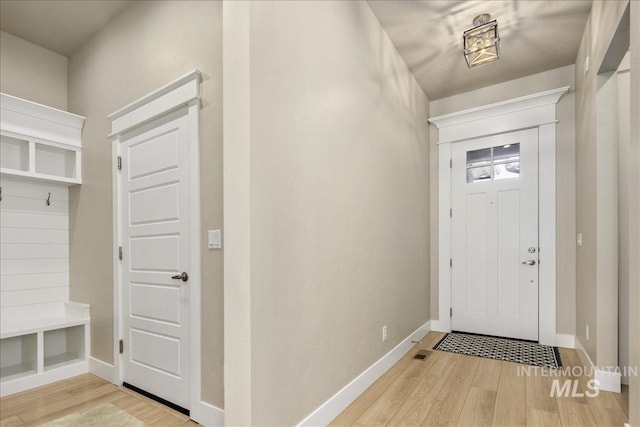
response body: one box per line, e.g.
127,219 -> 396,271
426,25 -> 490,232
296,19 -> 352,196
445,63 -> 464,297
574,337 -> 621,393
88,357 -> 225,425
296,320 -> 432,426
193,400 -> 224,426
574,337 -> 593,368
88,356 -> 225,425
430,319 -> 444,332
594,369 -> 622,393
89,357 -> 115,383
556,334 -> 575,349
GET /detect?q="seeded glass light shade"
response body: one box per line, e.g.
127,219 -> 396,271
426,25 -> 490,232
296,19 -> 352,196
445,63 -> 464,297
463,14 -> 500,68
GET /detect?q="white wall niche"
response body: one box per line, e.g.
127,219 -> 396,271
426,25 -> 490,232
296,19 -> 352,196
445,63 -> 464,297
0,333 -> 37,381
43,325 -> 86,371
0,135 -> 29,172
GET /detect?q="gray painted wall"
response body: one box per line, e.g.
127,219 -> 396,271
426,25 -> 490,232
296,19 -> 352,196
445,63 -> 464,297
66,0 -> 224,408
627,1 -> 639,424
0,31 -> 67,110
574,0 -> 629,366
223,2 -> 430,424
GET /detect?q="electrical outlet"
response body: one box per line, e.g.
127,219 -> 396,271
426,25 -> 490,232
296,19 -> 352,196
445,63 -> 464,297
382,325 -> 388,342
586,324 -> 590,340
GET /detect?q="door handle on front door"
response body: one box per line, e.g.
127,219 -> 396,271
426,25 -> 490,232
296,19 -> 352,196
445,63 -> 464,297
521,260 -> 536,266
171,272 -> 189,282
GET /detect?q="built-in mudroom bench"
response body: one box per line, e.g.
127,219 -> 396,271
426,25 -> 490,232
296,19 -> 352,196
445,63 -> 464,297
0,93 -> 89,397
0,302 -> 90,396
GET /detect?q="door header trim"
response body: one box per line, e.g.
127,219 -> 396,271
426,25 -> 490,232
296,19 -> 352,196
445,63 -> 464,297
108,70 -> 201,138
428,86 -> 569,128
428,86 -> 569,144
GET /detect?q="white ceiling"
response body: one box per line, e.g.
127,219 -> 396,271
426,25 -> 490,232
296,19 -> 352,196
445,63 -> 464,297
367,0 -> 592,100
1,1 -> 591,99
0,0 -> 132,56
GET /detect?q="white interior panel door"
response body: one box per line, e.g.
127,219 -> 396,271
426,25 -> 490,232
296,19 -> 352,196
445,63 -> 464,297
451,128 -> 539,341
120,108 -> 190,408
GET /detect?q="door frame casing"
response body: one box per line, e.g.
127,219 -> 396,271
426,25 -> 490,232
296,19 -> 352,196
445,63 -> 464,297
429,87 -> 569,346
108,70 -> 202,419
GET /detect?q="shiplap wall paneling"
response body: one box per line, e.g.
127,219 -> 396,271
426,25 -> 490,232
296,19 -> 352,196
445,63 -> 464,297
0,177 -> 69,309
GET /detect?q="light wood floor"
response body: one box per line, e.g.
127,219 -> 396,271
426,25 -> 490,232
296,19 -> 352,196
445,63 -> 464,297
0,374 -> 198,426
331,332 -> 629,427
0,335 -> 630,427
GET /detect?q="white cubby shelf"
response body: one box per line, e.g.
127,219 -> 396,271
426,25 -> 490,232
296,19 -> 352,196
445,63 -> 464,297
0,302 -> 90,397
0,94 -> 88,397
0,93 -> 84,186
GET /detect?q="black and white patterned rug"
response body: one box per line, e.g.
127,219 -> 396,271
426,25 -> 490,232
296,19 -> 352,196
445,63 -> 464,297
433,332 -> 562,369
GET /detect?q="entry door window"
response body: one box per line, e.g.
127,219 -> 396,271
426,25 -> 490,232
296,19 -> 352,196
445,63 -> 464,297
466,143 -> 520,183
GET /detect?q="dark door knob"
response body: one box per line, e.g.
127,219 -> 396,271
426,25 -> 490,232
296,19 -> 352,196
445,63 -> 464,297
171,272 -> 189,282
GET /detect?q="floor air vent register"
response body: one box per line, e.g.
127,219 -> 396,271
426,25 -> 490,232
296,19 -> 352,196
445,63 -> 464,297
413,349 -> 432,360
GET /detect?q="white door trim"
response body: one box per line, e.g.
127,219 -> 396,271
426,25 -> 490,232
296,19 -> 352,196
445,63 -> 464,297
429,86 -> 569,346
109,70 -> 203,419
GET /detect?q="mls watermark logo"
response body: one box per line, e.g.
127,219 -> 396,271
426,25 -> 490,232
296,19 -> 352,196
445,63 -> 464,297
550,379 -> 599,398
517,365 -> 639,398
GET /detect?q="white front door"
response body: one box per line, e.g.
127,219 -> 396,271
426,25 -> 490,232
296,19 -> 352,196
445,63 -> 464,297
451,128 -> 539,341
119,108 -> 191,408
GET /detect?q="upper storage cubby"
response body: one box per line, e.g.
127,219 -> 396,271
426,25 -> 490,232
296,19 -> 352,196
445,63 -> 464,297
0,93 -> 85,185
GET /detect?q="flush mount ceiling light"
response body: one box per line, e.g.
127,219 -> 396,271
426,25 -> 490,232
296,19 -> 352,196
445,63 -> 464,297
463,13 -> 500,68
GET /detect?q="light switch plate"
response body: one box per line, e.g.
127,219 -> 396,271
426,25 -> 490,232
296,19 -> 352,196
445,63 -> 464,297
208,229 -> 222,249
577,232 -> 583,247
584,56 -> 589,76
